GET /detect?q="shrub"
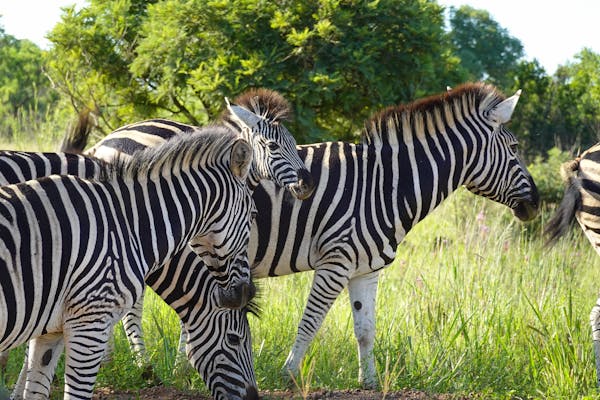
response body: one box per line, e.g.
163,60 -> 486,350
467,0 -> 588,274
527,147 -> 573,204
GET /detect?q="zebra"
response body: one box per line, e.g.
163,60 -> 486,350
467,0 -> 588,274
0,150 -> 260,400
73,82 -> 540,388
0,128 -> 257,399
8,245 -> 260,400
544,142 -> 600,387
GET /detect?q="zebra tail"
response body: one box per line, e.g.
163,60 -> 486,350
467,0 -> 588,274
543,159 -> 582,247
58,108 -> 95,153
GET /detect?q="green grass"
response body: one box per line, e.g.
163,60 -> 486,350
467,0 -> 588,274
1,133 -> 600,398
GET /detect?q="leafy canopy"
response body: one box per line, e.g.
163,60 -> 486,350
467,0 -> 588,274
46,0 -> 458,142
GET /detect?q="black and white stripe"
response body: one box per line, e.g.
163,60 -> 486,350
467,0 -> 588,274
0,128 -> 257,399
544,142 -> 600,387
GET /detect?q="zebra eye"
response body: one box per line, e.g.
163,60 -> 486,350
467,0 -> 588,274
227,333 -> 241,346
267,141 -> 280,151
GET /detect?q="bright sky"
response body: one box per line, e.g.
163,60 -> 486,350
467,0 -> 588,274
438,0 -> 600,74
1,0 -> 599,75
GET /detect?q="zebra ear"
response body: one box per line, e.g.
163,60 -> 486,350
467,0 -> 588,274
489,89 -> 521,124
226,98 -> 262,132
230,138 -> 253,179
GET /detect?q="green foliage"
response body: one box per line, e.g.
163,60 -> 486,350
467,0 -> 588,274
447,5 -> 524,88
553,49 -> 600,149
46,1 -> 161,136
46,0 -> 458,143
508,50 -> 600,158
527,147 -> 573,204
0,26 -> 61,141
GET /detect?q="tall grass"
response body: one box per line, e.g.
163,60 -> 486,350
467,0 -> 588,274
1,126 -> 599,398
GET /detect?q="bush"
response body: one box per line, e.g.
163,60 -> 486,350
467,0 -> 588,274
527,147 -> 573,204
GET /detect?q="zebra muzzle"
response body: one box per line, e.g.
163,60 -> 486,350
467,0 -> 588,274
512,177 -> 540,222
288,168 -> 315,200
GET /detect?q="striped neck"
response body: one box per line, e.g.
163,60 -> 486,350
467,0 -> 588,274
366,90 -> 488,244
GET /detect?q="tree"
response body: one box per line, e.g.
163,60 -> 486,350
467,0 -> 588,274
506,59 -> 554,157
553,49 -> 600,149
46,0 -> 458,143
0,24 -> 58,138
448,5 -> 524,88
46,1 -> 159,137
506,49 -> 600,159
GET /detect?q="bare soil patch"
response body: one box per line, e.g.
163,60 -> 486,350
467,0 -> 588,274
93,387 -> 472,399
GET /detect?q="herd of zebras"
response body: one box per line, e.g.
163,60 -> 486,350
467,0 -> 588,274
0,82 -> 597,399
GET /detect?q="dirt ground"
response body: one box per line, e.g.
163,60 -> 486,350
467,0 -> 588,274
92,387 -> 472,399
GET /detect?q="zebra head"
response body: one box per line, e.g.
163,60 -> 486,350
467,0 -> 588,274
187,309 -> 258,400
225,89 -> 315,200
188,138 -> 257,309
149,262 -> 259,400
464,87 -> 539,221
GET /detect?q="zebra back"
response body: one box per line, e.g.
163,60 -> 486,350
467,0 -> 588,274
0,150 -> 105,184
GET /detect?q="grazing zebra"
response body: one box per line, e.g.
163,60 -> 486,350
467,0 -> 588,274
9,251 -> 260,400
0,129 -> 257,399
75,82 -> 539,388
544,142 -> 600,386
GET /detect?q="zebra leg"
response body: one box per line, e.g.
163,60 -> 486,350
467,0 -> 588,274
121,293 -> 146,362
283,267 -> 349,380
20,334 -> 64,400
175,321 -> 189,366
10,346 -> 28,400
63,325 -> 111,399
173,321 -> 193,376
120,292 -> 158,383
348,272 -> 380,390
590,298 -> 600,386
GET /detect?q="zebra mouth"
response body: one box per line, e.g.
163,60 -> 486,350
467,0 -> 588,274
287,168 -> 315,200
512,177 -> 540,222
512,198 -> 538,221
217,281 -> 256,309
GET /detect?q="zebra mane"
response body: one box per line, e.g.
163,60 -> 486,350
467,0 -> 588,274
361,82 -> 506,145
109,125 -> 238,180
228,88 -> 292,124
